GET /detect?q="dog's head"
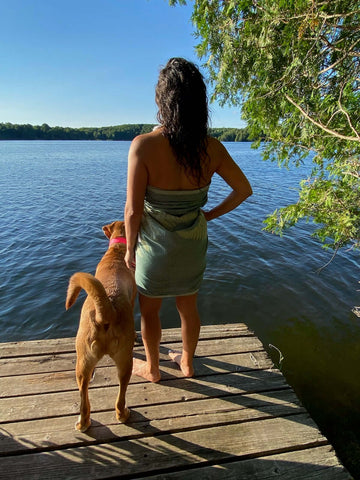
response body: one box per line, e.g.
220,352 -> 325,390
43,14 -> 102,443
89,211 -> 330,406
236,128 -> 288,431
102,221 -> 126,240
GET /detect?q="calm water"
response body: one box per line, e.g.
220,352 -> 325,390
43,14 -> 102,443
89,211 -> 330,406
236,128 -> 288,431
1,141 -> 359,475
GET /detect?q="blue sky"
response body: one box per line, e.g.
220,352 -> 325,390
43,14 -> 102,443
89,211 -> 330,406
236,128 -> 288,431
0,0 -> 245,128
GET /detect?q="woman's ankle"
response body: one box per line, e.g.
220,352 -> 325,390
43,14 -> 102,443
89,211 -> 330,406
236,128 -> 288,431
132,358 -> 161,383
168,350 -> 194,378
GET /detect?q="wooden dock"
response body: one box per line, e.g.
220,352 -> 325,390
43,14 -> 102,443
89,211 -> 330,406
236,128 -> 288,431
0,323 -> 351,479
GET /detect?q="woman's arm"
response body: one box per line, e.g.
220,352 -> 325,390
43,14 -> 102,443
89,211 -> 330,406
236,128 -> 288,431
124,136 -> 148,269
203,139 -> 252,221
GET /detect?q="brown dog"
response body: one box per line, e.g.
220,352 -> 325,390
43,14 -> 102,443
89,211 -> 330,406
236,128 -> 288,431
65,221 -> 136,432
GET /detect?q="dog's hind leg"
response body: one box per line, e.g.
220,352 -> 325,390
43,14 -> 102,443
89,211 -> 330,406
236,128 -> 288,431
112,353 -> 132,423
75,355 -> 98,432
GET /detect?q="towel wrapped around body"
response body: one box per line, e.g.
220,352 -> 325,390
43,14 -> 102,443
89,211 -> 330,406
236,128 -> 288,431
135,185 -> 209,297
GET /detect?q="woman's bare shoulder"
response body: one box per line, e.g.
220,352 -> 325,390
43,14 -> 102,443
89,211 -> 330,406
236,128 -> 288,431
130,131 -> 155,146
207,136 -> 229,154
131,129 -> 165,152
206,136 -> 233,172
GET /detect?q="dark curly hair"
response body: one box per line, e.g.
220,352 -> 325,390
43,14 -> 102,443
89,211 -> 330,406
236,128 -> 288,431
155,58 -> 209,185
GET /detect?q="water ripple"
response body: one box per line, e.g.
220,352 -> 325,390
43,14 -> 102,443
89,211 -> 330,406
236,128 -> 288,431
0,141 -> 358,343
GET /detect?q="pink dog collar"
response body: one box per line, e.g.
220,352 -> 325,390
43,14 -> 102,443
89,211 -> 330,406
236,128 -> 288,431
109,236 -> 127,246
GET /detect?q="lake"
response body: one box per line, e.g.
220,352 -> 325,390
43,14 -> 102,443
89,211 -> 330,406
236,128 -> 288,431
0,140 -> 359,476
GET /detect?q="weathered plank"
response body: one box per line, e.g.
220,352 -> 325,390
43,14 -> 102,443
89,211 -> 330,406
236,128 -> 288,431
0,351 -> 272,398
0,324 -> 252,359
0,369 -> 287,423
0,414 -> 329,480
0,337 -> 76,359
139,445 -> 350,480
0,389 -> 303,455
0,336 -> 264,377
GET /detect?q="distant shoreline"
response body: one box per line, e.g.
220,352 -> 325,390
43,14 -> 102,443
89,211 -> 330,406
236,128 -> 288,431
0,122 -> 252,142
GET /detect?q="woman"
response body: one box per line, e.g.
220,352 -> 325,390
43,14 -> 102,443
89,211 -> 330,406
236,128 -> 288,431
124,57 -> 252,383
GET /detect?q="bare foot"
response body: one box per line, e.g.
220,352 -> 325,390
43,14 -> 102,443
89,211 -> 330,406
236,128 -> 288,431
132,358 -> 161,383
168,350 -> 194,378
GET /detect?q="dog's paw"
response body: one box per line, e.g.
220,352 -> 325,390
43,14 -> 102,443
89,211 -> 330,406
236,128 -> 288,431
75,416 -> 91,432
117,407 -> 130,424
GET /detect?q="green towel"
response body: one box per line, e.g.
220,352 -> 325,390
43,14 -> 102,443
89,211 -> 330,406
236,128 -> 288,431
135,185 -> 209,297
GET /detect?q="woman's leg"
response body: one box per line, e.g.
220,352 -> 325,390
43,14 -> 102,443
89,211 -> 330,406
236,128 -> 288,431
169,293 -> 201,377
132,294 -> 162,383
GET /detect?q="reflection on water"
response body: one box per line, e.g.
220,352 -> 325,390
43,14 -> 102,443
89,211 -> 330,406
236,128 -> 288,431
0,140 -> 359,476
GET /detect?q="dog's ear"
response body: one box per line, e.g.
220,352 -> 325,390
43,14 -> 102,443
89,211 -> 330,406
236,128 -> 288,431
119,221 -> 126,237
102,222 -> 115,239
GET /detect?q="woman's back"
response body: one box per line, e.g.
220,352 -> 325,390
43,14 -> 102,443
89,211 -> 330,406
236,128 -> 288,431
130,128 -> 227,191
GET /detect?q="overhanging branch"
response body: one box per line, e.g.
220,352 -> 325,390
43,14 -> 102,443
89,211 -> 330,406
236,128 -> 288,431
285,94 -> 360,142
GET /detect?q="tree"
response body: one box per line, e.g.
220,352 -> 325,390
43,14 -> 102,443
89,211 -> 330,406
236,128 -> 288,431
170,0 -> 360,252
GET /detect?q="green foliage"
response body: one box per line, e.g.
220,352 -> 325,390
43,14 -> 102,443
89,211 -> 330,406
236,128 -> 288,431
0,123 -> 250,143
171,0 -> 360,251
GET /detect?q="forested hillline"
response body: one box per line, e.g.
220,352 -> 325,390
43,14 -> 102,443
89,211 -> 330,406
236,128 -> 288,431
0,122 -> 251,142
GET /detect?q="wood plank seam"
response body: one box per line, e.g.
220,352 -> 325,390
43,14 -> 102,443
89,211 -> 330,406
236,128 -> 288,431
117,444 -> 335,480
0,349 -> 272,380
0,412 -> 327,459
0,339 -> 260,360
0,388 -> 296,430
0,385 -> 290,416
0,328 -> 256,359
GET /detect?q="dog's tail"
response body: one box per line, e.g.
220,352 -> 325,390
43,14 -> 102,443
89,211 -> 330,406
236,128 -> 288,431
65,272 -> 114,325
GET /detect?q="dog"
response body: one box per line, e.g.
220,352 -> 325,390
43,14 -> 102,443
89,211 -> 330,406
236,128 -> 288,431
65,221 -> 136,432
